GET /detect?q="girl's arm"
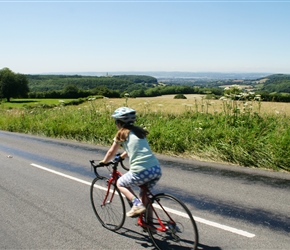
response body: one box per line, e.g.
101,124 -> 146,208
101,141 -> 120,163
120,151 -> 128,159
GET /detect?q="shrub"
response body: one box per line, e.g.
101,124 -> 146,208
174,94 -> 187,99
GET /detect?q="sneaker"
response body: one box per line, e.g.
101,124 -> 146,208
126,204 -> 146,217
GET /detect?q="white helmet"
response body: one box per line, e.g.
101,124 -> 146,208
112,107 -> 136,123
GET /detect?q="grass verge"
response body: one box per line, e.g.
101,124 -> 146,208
0,97 -> 289,172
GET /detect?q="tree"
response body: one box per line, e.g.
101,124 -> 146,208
62,84 -> 80,98
0,68 -> 29,102
15,73 -> 29,98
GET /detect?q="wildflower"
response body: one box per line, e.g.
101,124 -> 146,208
254,95 -> 261,101
231,84 -> 241,89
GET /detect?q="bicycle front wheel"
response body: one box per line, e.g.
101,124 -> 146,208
145,193 -> 198,250
90,176 -> 125,231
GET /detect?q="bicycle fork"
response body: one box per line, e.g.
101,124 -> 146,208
101,179 -> 116,206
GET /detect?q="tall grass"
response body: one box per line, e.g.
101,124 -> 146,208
0,98 -> 289,172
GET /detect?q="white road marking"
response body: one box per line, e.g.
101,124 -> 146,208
30,163 -> 255,238
31,163 -> 92,185
194,216 -> 255,238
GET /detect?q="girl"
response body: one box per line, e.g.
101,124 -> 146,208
100,107 -> 162,217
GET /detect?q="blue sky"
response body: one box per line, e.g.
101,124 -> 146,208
1,0 -> 290,75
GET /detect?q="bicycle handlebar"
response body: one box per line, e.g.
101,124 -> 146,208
90,153 -> 129,177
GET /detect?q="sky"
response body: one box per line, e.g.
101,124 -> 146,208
1,0 -> 290,75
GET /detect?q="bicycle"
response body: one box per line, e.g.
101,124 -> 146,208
90,154 -> 199,250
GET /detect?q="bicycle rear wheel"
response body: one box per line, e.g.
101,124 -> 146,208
90,176 -> 125,231
145,193 -> 198,250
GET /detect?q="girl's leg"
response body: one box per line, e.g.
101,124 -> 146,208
117,172 -> 138,201
116,183 -> 135,201
117,173 -> 146,217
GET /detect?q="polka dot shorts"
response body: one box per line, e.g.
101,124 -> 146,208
117,165 -> 162,191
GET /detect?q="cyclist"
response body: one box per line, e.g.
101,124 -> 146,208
100,107 -> 162,217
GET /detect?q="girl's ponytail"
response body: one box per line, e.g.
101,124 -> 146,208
115,122 -> 148,142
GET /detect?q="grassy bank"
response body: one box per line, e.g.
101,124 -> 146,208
0,97 -> 289,172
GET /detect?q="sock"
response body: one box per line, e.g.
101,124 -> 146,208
132,197 -> 141,206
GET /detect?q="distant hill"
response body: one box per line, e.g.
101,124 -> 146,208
254,74 -> 290,93
27,74 -> 158,93
26,73 -> 290,97
44,71 -> 271,80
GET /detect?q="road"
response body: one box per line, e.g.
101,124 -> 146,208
0,130 -> 289,249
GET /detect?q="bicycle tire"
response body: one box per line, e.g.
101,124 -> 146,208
145,193 -> 198,250
90,176 -> 126,231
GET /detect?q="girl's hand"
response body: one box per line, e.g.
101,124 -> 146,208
99,160 -> 106,166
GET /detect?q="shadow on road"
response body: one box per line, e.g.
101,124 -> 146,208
115,226 -> 221,250
157,160 -> 290,234
155,182 -> 290,235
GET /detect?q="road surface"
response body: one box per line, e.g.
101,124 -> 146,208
1,131 -> 289,249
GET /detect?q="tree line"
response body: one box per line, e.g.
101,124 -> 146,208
24,71 -> 222,99
27,74 -> 157,92
1,67 -> 290,103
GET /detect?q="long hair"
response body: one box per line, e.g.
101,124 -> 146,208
115,121 -> 149,143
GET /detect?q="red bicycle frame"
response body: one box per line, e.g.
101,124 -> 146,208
101,169 -> 123,206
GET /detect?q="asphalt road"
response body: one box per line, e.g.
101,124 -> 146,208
1,130 -> 289,250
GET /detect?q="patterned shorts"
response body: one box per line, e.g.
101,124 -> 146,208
117,165 -> 162,191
